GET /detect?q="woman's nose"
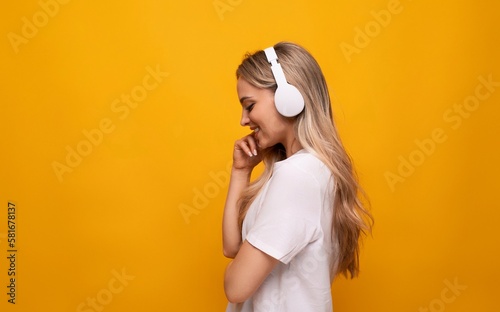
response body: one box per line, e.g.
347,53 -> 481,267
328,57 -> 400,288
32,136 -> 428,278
240,110 -> 250,127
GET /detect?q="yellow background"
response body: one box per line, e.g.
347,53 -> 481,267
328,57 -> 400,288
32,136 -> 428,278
1,0 -> 499,311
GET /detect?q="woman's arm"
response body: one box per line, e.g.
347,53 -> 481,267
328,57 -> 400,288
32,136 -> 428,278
222,168 -> 250,258
222,134 -> 261,258
224,240 -> 279,303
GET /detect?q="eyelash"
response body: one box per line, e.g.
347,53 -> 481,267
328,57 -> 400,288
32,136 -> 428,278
245,103 -> 255,112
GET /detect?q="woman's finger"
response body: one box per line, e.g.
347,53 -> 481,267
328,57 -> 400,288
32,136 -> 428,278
246,135 -> 258,156
235,139 -> 254,158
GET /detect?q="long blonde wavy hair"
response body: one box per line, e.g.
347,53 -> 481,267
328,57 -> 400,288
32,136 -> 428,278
236,42 -> 373,278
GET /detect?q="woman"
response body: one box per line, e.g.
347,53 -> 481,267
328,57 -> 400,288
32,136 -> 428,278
223,42 -> 373,311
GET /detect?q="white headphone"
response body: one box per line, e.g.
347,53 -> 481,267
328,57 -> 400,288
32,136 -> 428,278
264,46 -> 305,117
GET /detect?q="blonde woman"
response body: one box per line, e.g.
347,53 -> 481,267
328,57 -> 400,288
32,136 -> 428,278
223,42 -> 373,311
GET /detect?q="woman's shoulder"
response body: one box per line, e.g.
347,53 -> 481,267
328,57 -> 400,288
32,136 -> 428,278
273,150 -> 331,184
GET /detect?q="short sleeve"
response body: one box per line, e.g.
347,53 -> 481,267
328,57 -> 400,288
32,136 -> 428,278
245,164 -> 322,264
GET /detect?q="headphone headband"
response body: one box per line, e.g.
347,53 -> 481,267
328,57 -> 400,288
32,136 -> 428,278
264,47 -> 287,86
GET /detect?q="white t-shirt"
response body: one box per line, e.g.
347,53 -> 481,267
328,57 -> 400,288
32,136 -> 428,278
226,150 -> 339,312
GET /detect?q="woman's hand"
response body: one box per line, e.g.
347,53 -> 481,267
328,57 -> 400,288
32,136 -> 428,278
232,133 -> 263,172
223,133 -> 262,258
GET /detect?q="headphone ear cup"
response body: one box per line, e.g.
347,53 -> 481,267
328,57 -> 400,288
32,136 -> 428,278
274,84 -> 305,117
264,46 -> 305,117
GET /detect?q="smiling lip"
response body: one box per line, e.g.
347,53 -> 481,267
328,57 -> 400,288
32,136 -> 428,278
251,127 -> 260,140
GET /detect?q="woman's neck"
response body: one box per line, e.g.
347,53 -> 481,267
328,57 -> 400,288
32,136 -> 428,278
285,137 -> 303,158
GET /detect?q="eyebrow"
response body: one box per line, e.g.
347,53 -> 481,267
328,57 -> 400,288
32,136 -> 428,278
239,96 -> 253,104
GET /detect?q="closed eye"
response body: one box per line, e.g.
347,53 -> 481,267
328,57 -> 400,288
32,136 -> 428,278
245,103 -> 255,112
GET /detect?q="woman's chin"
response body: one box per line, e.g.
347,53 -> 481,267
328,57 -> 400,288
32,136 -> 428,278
256,139 -> 267,149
